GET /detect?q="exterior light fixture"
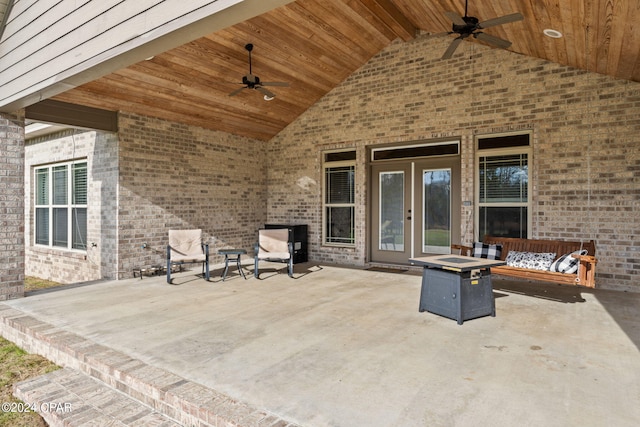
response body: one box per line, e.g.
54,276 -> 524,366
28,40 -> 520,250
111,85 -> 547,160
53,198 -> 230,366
543,29 -> 562,39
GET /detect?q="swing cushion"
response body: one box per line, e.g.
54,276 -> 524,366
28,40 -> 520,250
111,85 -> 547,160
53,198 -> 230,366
505,251 -> 556,271
550,250 -> 588,274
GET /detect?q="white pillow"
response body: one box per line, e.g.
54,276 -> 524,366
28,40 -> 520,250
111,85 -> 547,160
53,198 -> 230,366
505,251 -> 556,271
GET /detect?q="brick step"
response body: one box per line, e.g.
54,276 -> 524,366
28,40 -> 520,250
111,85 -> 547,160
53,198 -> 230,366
0,303 -> 297,427
15,368 -> 181,427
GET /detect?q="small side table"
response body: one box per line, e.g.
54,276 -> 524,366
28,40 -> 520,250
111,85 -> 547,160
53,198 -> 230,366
219,249 -> 247,280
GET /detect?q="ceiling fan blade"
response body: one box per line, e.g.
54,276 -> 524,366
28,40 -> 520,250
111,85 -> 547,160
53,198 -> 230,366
228,86 -> 247,97
442,37 -> 463,60
479,12 -> 523,29
444,11 -> 466,26
256,86 -> 276,98
261,81 -> 289,87
475,32 -> 512,49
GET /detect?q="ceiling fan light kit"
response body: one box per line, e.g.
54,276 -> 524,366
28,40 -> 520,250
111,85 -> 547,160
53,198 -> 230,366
543,29 -> 563,38
228,43 -> 289,100
441,0 -> 524,60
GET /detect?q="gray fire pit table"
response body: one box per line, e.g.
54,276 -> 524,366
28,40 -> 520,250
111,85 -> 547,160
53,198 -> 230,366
410,254 -> 506,325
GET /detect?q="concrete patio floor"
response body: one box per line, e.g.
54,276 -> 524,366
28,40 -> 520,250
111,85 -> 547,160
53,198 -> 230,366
3,262 -> 640,426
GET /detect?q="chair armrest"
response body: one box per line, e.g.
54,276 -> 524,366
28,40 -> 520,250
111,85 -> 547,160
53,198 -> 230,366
575,254 -> 597,288
288,241 -> 294,255
451,244 -> 472,256
203,243 -> 209,259
575,254 -> 597,264
254,242 -> 259,255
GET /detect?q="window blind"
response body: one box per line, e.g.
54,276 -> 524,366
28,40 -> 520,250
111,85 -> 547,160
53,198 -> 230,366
72,163 -> 87,204
52,165 -> 68,205
36,169 -> 48,205
479,154 -> 528,203
326,166 -> 354,204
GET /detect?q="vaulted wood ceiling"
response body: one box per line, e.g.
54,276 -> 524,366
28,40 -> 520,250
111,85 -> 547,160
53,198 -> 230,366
52,0 -> 640,141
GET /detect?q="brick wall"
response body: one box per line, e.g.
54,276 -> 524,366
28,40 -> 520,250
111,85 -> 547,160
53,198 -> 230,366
117,113 -> 267,279
267,34 -> 640,291
25,129 -> 119,284
0,112 -> 25,299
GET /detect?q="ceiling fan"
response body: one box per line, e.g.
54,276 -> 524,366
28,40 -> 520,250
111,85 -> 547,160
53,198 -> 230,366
228,43 -> 289,100
441,0 -> 523,60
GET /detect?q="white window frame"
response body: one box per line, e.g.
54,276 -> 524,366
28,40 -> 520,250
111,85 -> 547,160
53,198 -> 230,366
34,160 -> 88,251
322,150 -> 356,247
475,132 -> 532,240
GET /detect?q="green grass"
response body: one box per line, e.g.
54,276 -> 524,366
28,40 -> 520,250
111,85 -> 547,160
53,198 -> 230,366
0,276 -> 62,426
24,276 -> 65,292
0,338 -> 59,427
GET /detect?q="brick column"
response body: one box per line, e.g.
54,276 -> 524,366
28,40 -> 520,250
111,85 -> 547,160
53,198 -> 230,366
0,112 -> 25,300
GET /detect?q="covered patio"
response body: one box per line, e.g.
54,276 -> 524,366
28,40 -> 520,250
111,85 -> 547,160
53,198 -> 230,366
2,263 -> 638,426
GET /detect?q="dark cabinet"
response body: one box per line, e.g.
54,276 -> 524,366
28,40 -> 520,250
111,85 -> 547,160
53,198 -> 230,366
264,224 -> 308,264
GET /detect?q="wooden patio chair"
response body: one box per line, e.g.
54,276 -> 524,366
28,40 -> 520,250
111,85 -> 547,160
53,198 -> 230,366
166,229 -> 210,283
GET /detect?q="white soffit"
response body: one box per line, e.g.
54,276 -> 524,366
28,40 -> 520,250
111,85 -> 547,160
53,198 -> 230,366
0,0 -> 294,113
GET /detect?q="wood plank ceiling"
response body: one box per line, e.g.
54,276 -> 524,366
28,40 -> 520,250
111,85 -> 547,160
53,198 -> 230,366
52,0 -> 640,141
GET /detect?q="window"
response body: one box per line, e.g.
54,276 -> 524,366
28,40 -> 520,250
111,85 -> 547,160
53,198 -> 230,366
35,161 -> 88,250
323,151 -> 356,246
476,133 -> 531,239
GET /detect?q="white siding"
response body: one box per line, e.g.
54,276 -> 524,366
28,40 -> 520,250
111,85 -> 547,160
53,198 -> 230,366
0,0 -> 293,111
0,0 -> 12,40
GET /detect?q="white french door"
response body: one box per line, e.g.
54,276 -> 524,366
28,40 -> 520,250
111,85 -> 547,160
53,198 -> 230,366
370,157 -> 460,264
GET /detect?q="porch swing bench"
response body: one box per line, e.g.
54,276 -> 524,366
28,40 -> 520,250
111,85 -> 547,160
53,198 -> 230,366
452,235 -> 597,288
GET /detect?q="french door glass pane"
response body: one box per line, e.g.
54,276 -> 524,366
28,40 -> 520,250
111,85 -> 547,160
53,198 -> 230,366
379,171 -> 404,251
53,208 -> 68,248
423,169 -> 451,253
